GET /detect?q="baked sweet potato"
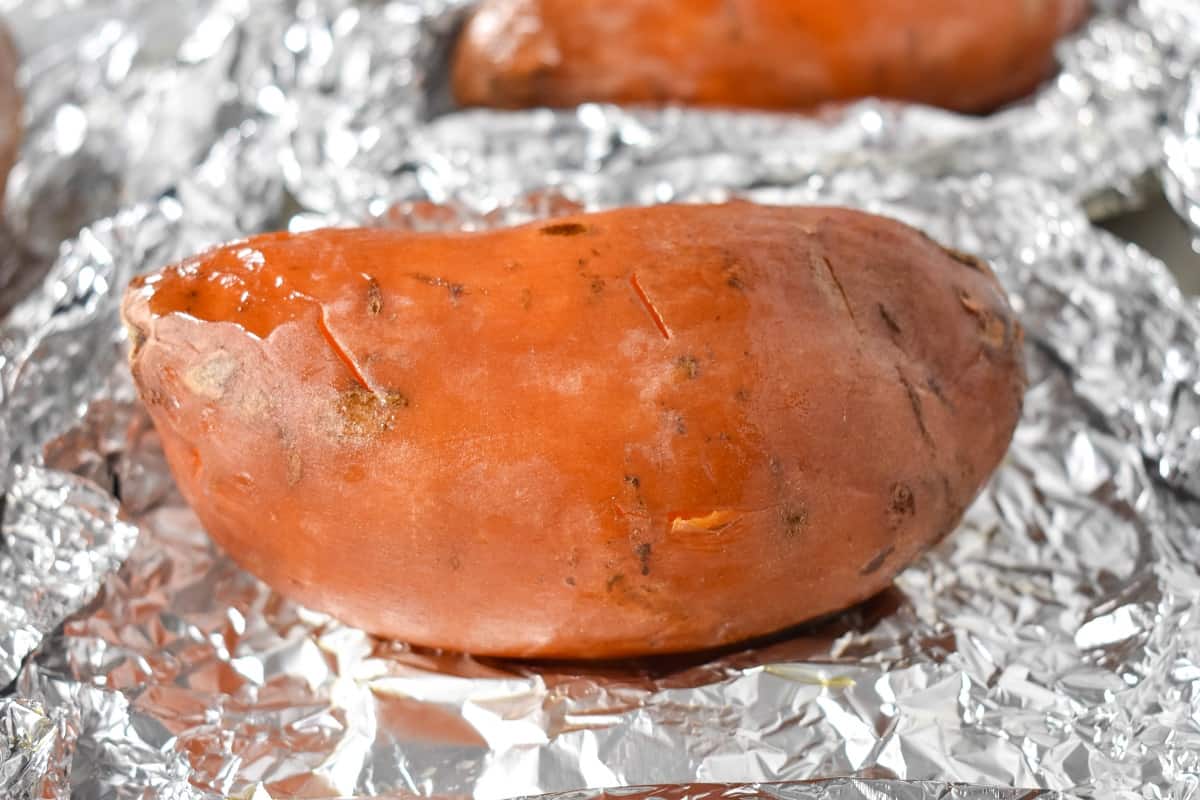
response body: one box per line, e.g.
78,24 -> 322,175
452,0 -> 1088,113
122,202 -> 1025,658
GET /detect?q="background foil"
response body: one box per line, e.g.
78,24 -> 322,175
1,0 -> 1199,798
3,114 -> 1200,797
0,0 -> 1193,281
515,782 -> 1068,800
1163,74 -> 1200,252
271,0 -> 1199,222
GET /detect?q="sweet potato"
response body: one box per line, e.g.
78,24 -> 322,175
122,202 -> 1025,658
452,0 -> 1088,113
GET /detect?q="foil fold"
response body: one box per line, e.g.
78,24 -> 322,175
1163,74 -> 1200,252
514,782 -> 1067,800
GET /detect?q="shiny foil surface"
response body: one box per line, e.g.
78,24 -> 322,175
1,1 -> 1199,799
1164,74 -> 1200,252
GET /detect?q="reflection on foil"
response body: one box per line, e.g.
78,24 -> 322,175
0,0 -> 329,265
1164,75 -> 1200,252
3,111 -> 1200,796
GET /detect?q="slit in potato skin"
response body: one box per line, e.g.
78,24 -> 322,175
540,222 -> 589,236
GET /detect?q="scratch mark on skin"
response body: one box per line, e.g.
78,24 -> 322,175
817,253 -> 856,325
318,311 -> 375,393
365,275 -> 383,315
896,367 -> 932,445
877,303 -> 901,337
629,272 -> 671,340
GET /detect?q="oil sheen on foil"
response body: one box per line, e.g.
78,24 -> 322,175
2,1 -> 1200,799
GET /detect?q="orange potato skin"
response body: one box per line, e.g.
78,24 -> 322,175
452,0 -> 1088,113
122,203 -> 1025,658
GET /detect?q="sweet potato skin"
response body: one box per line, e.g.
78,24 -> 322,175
452,0 -> 1088,113
122,203 -> 1025,658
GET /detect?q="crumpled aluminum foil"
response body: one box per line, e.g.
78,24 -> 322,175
515,782 -> 1067,800
4,112 -> 1200,798
2,1 -> 1200,799
1163,74 -> 1200,253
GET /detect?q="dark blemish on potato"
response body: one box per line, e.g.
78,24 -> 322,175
674,414 -> 688,435
721,250 -> 746,290
590,276 -> 605,295
735,388 -> 750,402
520,287 -> 532,310
896,368 -> 931,444
448,554 -> 462,571
337,387 -> 410,438
940,244 -> 988,272
635,542 -> 652,576
540,222 -> 588,236
676,355 -> 700,380
624,474 -> 641,489
940,474 -> 954,503
565,576 -> 576,586
860,544 -> 895,575
366,275 -> 383,315
410,272 -> 466,300
606,573 -> 626,592
877,304 -> 901,336
888,482 -> 916,526
782,506 -> 808,537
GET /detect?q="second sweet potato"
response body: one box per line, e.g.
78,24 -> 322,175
452,0 -> 1088,113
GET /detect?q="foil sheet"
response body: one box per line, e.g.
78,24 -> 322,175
4,112 -> 1200,797
1,0 -> 1200,798
1163,74 -> 1200,253
516,783 -> 1066,800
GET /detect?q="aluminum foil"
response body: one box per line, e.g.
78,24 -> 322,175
1163,74 -> 1200,253
516,783 -> 1067,800
2,0 -> 1200,799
